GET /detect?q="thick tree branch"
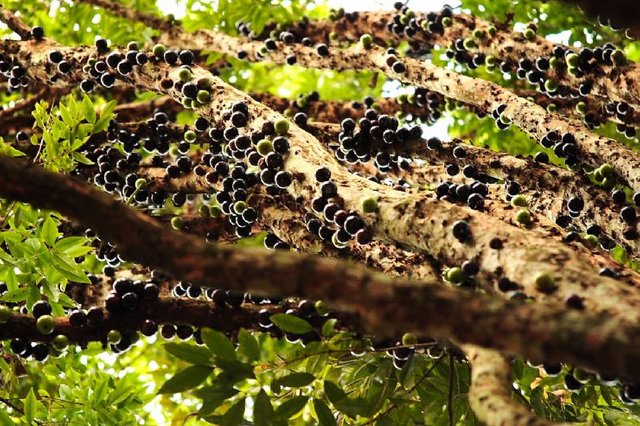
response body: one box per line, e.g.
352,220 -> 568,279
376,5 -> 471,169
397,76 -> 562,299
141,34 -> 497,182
464,345 -> 567,426
0,4 -> 33,40
4,155 -> 640,380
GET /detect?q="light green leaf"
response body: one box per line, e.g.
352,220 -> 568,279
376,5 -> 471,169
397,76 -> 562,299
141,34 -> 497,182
24,388 -> 36,425
41,216 -> 59,246
82,94 -> 97,124
0,287 -> 31,303
269,313 -> 313,334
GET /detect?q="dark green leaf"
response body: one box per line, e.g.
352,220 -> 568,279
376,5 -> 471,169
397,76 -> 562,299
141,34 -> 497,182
220,398 -> 246,426
157,365 -> 212,394
237,328 -> 260,361
165,342 -> 213,366
274,396 -> 308,420
323,380 -> 346,404
313,398 -> 337,426
253,390 -> 274,426
197,387 -> 239,417
201,328 -> 237,360
273,372 -> 315,389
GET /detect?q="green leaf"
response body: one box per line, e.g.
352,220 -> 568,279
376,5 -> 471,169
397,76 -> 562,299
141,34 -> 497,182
157,365 -> 212,394
313,398 -> 337,426
220,398 -> 246,426
196,386 -> 239,416
0,408 -> 16,426
82,94 -> 97,124
41,216 -> 59,246
321,318 -> 337,337
201,328 -> 237,360
165,342 -> 213,366
274,396 -> 308,420
273,372 -> 315,389
24,388 -> 36,425
0,287 -> 31,303
270,313 -> 313,334
323,380 -> 346,404
72,151 -> 94,165
237,328 -> 260,361
253,390 -> 273,426
94,100 -> 117,132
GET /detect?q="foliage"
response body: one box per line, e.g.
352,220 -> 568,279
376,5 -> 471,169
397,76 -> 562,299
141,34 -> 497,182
0,0 -> 637,424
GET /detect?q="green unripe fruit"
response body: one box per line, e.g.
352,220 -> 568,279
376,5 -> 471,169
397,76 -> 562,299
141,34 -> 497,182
511,195 -> 528,207
567,66 -> 578,76
397,93 -> 408,104
0,305 -> 11,323
405,10 -> 415,18
565,53 -> 579,67
445,100 -> 456,112
463,38 -> 476,50
256,139 -> 274,156
184,130 -> 197,143
599,163 -> 615,178
523,28 -> 536,41
442,16 -> 452,27
601,177 -> 615,190
134,178 -> 147,189
360,34 -> 373,49
36,315 -> 55,335
152,44 -> 166,56
182,98 -> 194,109
544,79 -> 558,92
53,334 -> 69,351
402,332 -> 417,346
534,273 -> 557,294
274,119 -> 290,135
406,93 -> 416,104
584,234 -> 599,248
515,209 -> 531,225
197,90 -> 211,104
362,197 -> 379,213
233,201 -> 247,214
198,205 -> 210,218
593,168 -> 603,182
549,57 -> 558,68
171,216 -> 183,230
446,267 -> 465,284
210,205 -> 222,218
399,15 -> 409,25
485,55 -> 497,67
575,101 -> 586,115
259,46 -> 268,56
486,63 -> 496,73
547,103 -> 558,113
329,31 -> 338,41
472,29 -> 485,39
107,329 -> 122,344
315,300 -> 329,317
283,108 -> 294,118
487,26 -> 497,36
178,67 -> 192,82
169,146 -> 180,156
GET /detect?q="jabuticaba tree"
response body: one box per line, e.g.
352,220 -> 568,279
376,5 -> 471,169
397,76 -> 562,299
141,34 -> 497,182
0,0 -> 640,425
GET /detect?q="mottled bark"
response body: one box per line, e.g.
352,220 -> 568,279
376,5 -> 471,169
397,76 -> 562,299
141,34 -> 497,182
6,155 -> 640,379
464,345 -> 567,426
